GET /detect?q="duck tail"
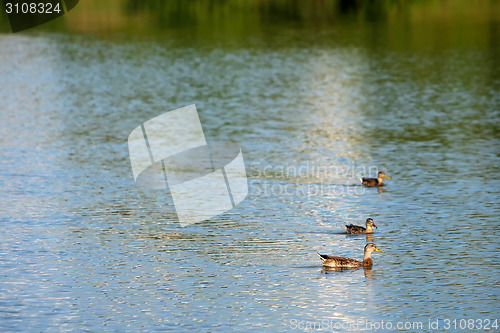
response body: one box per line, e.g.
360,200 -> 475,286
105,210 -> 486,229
316,251 -> 326,262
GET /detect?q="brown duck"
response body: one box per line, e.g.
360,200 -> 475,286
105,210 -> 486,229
361,171 -> 391,187
317,243 -> 384,267
346,218 -> 377,234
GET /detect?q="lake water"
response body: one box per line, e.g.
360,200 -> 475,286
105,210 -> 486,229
1,2 -> 499,332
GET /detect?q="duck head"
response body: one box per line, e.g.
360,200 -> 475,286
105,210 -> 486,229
363,243 -> 384,260
378,171 -> 391,180
365,218 -> 377,229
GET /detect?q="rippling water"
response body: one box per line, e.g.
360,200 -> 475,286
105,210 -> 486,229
1,26 -> 499,332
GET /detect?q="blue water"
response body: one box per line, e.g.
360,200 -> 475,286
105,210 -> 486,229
0,32 -> 499,332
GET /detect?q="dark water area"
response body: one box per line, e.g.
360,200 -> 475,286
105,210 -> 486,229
1,1 -> 499,332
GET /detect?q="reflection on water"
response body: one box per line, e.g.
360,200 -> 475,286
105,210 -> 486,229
321,266 -> 373,280
1,1 -> 500,331
365,234 -> 374,243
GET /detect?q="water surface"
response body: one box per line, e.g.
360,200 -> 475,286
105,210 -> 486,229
1,1 -> 499,332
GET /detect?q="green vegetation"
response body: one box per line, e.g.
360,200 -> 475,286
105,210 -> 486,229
0,0 -> 498,52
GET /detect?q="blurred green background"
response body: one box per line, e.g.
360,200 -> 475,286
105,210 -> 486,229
1,0 -> 498,53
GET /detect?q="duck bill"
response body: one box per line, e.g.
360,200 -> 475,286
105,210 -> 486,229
373,224 -> 377,229
384,176 -> 391,180
375,248 -> 384,253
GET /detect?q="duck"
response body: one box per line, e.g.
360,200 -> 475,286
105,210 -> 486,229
346,218 -> 377,234
317,243 -> 384,267
361,171 -> 391,187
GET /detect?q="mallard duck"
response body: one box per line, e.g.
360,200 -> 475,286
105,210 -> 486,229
317,243 -> 384,267
361,171 -> 391,187
346,218 -> 377,234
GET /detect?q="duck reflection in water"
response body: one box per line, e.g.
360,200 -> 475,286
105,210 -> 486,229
366,233 -> 374,243
320,266 -> 374,279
